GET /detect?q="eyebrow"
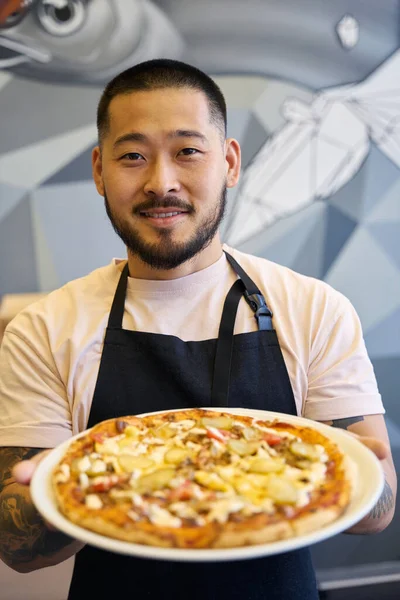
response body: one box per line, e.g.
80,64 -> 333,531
113,129 -> 208,149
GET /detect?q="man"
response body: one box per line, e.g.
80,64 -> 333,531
0,59 -> 396,599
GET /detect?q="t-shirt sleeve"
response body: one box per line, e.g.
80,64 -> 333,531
0,320 -> 72,448
304,294 -> 384,421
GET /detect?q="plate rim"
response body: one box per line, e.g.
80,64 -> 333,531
30,407 -> 384,562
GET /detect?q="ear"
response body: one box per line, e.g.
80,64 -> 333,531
92,146 -> 105,196
224,138 -> 241,188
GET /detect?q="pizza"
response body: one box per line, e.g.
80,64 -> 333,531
52,409 -> 354,549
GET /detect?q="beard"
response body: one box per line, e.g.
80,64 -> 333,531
104,184 -> 227,270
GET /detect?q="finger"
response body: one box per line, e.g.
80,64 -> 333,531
354,435 -> 389,460
12,450 -> 51,485
12,460 -> 37,485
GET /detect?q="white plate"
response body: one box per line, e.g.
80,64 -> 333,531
31,407 -> 384,562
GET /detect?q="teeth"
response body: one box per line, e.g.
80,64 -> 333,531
143,212 -> 182,218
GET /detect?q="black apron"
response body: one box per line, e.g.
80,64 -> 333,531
68,252 -> 318,600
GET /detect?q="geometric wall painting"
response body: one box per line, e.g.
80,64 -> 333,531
239,201 -> 327,273
367,222 -> 400,269
0,197 -> 38,294
364,307 -> 400,359
366,178 -> 400,224
31,182 -> 125,286
0,182 -> 29,222
372,357 -> 400,423
361,145 -> 400,220
326,227 -> 400,333
240,113 -> 270,170
30,200 -> 60,293
43,145 -> 95,186
321,204 -> 357,277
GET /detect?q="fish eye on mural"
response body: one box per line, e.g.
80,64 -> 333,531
0,0 -> 183,79
36,0 -> 87,37
0,0 -> 87,34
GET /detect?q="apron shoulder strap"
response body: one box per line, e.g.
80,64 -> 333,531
224,251 -> 273,331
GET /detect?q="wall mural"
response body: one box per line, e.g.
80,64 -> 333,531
0,0 -> 399,573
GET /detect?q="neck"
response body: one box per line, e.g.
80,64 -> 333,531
126,236 -> 224,280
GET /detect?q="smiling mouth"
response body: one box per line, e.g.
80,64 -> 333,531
140,211 -> 188,219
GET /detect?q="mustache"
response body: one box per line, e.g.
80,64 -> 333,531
134,196 -> 194,215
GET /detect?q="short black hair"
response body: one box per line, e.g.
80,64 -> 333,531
96,59 -> 227,144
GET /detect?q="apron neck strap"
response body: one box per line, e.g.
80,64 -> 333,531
211,278 -> 244,407
108,262 -> 129,329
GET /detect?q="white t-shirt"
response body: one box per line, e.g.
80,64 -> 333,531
0,245 -> 384,448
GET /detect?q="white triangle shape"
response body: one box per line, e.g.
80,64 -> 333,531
30,199 -> 60,292
237,201 -> 325,269
216,76 -> 272,109
0,124 -> 97,189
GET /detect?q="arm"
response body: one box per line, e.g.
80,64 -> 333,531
0,446 -> 84,573
320,415 -> 397,534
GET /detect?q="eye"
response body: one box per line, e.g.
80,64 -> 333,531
179,148 -> 199,156
121,153 -> 144,161
36,0 -> 87,37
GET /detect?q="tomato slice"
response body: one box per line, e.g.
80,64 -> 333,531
262,433 -> 282,446
90,475 -> 121,493
206,427 -> 229,443
168,481 -> 194,501
91,433 -> 106,444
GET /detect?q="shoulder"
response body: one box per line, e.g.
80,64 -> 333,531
225,245 -> 349,317
5,261 -> 123,345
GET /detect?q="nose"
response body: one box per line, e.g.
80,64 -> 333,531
143,158 -> 180,197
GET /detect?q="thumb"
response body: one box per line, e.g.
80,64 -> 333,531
12,449 -> 52,485
349,433 -> 389,461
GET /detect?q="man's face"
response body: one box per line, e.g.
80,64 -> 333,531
93,88 -> 239,270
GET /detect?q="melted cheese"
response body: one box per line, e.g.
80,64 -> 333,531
252,422 -> 296,440
76,456 -> 91,473
169,419 -> 196,431
85,494 -> 103,509
54,463 -> 70,483
208,499 -> 245,523
79,473 -> 89,489
147,504 -> 182,528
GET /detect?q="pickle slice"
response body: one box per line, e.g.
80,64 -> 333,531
228,439 -> 259,456
118,455 -> 155,473
156,424 -> 176,440
194,470 -> 232,492
243,427 -> 261,441
290,441 -> 321,461
248,458 -> 284,474
165,447 -> 190,464
136,468 -> 176,493
201,416 -> 233,430
266,477 -> 299,504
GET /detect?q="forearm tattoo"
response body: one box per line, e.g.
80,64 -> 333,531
328,417 -> 395,521
370,479 -> 395,519
330,416 -> 365,429
0,446 -> 44,493
0,447 -> 72,569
